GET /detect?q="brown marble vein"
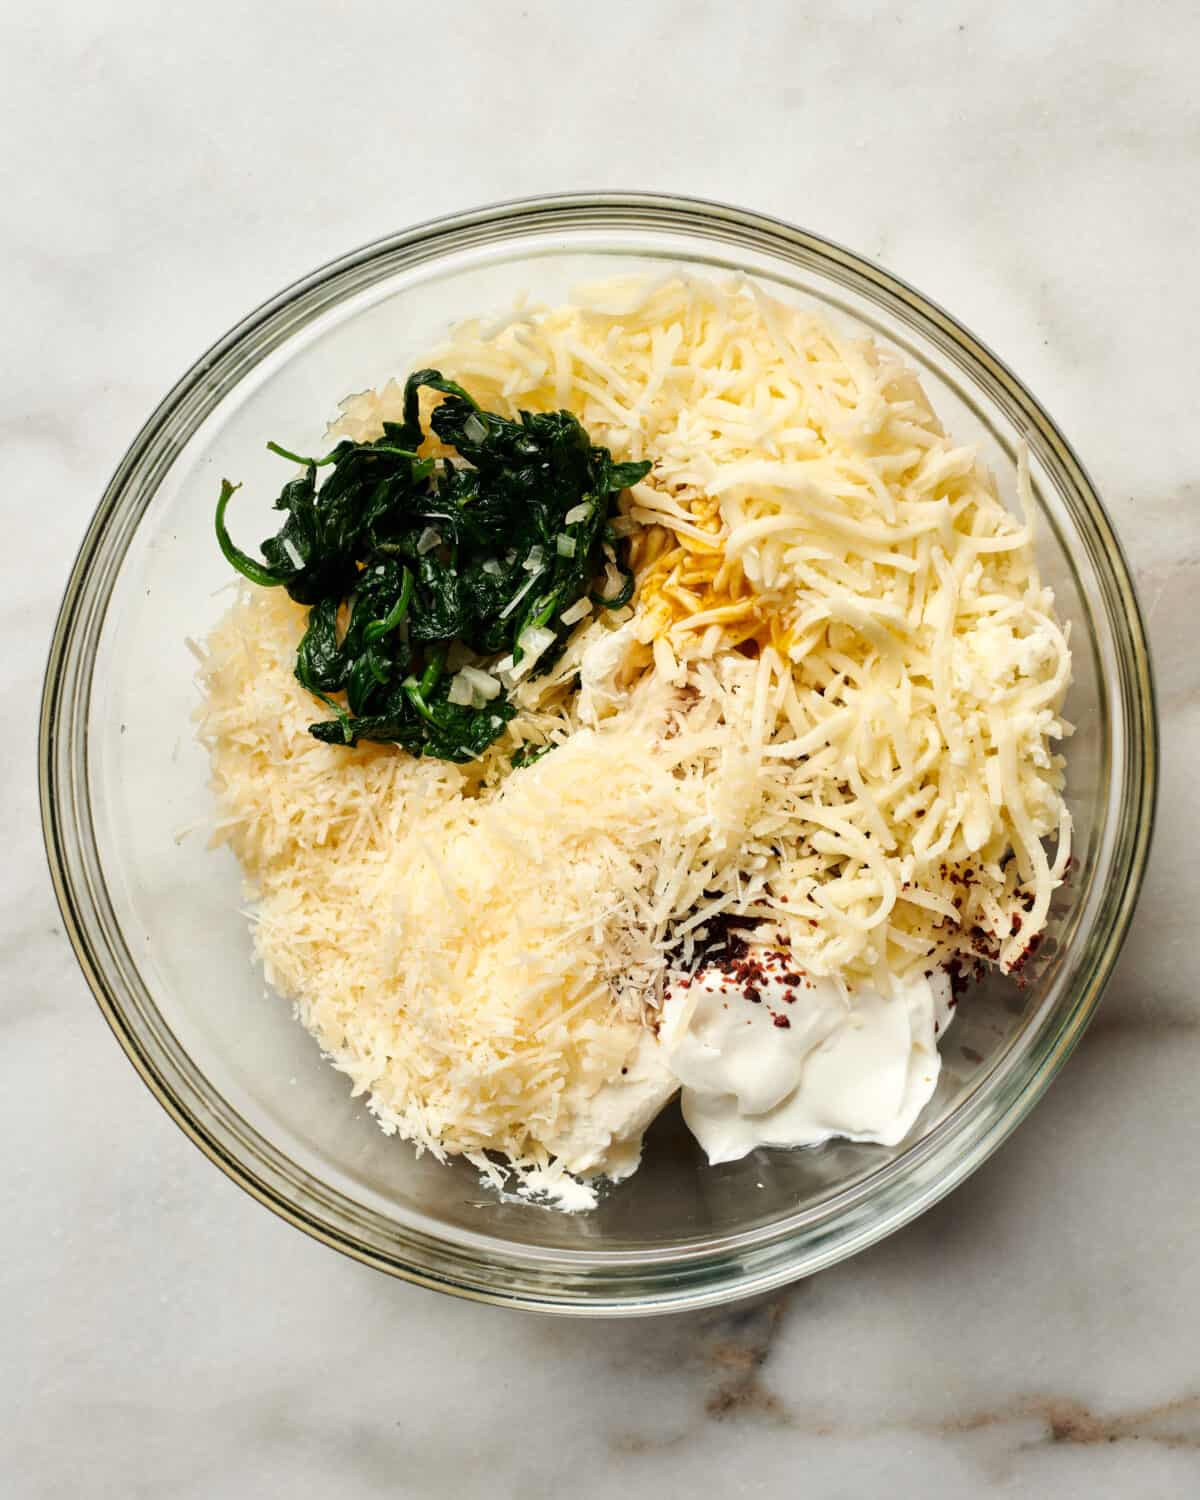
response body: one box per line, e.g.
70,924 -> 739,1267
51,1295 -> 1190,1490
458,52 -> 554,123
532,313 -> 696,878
610,1291 -> 1200,1459
931,1392 -> 1200,1452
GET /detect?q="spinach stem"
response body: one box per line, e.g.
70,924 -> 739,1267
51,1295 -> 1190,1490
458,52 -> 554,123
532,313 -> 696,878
308,688 -> 354,743
266,441 -> 339,467
420,648 -> 445,696
359,445 -> 423,461
363,567 -> 414,644
403,647 -> 446,725
214,480 -> 284,589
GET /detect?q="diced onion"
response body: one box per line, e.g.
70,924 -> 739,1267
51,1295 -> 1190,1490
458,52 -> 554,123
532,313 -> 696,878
417,527 -> 442,555
555,533 -> 577,558
282,539 -> 304,570
447,671 -> 475,706
518,625 -> 556,659
564,503 -> 591,525
460,665 -> 502,701
502,625 -> 557,687
597,561 -> 624,599
523,545 -> 545,571
463,413 -> 487,444
482,558 -> 503,576
498,574 -> 538,620
559,597 -> 593,626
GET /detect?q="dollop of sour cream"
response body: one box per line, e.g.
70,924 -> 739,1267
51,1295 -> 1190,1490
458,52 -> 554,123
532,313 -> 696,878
659,953 -> 953,1164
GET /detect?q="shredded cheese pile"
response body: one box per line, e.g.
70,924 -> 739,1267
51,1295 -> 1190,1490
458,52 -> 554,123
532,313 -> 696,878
395,272 -> 1073,969
197,589 -> 667,1174
200,273 -> 1072,1175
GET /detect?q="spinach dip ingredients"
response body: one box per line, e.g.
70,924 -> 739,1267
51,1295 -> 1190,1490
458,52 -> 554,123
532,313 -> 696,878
196,273 -> 1072,1206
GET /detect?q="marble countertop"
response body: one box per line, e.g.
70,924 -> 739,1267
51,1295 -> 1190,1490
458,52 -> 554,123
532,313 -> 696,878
5,2 -> 1198,1494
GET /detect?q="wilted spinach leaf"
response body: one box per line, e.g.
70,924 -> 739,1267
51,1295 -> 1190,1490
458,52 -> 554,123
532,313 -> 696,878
214,371 -> 649,762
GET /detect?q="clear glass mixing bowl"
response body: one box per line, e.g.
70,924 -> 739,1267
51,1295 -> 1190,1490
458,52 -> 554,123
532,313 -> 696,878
40,193 -> 1156,1313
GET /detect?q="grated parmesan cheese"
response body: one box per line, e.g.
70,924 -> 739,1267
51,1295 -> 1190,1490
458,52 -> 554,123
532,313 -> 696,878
196,588 -> 671,1177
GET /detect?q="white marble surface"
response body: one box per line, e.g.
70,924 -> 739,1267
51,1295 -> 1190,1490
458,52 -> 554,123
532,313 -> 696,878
4,2 -> 1199,1494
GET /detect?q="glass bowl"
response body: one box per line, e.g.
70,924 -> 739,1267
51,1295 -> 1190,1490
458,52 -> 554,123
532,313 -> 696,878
40,193 -> 1157,1314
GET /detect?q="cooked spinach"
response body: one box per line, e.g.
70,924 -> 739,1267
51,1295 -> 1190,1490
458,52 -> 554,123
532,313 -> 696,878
214,370 -> 649,762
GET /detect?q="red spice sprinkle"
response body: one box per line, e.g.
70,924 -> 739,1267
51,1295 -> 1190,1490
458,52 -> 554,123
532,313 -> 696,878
772,1013 -> 791,1028
743,986 -> 762,1003
782,972 -> 802,986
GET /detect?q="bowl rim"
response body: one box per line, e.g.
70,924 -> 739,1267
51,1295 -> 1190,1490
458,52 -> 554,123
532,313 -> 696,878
39,190 -> 1158,1314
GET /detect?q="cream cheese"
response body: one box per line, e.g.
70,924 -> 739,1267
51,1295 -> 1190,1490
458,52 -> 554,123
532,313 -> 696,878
576,621 -> 642,726
544,1028 -> 679,1181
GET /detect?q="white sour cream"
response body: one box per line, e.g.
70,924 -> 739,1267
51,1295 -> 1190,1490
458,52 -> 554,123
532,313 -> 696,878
659,952 -> 953,1164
